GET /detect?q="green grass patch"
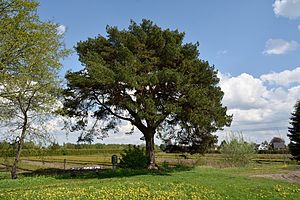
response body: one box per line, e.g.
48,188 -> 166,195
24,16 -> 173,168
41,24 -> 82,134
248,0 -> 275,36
0,165 -> 299,199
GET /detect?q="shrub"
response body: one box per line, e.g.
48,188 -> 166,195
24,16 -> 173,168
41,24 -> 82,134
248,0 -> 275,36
118,145 -> 148,169
257,149 -> 289,154
221,132 -> 256,167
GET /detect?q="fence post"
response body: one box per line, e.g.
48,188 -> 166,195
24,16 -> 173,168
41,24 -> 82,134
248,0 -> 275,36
64,159 -> 66,170
111,155 -> 118,172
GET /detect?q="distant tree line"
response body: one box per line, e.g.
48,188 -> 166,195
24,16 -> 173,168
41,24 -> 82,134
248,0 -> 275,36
0,141 -> 159,157
160,136 -> 290,155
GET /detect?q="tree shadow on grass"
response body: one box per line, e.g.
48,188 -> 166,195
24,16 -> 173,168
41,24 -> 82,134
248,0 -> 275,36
21,164 -> 193,180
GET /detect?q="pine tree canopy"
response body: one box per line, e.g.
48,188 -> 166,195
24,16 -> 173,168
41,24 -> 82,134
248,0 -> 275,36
63,20 -> 232,163
288,100 -> 300,161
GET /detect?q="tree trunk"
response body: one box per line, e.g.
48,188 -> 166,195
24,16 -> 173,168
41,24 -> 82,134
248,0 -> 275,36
145,129 -> 158,170
11,117 -> 27,179
11,140 -> 23,179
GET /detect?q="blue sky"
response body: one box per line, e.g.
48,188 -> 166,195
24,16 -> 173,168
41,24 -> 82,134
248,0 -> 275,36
36,0 -> 300,144
38,0 -> 300,76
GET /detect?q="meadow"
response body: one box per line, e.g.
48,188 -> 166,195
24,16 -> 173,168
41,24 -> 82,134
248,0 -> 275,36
0,165 -> 300,199
0,153 -> 300,199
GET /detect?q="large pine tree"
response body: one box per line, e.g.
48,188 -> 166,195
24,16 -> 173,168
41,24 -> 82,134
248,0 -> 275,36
63,20 -> 232,169
288,100 -> 300,162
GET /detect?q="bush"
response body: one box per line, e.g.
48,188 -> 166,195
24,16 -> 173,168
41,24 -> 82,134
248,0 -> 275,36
118,145 -> 148,169
221,133 -> 256,167
257,149 -> 289,154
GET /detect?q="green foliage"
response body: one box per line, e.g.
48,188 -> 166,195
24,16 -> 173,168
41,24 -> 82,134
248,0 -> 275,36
0,142 -> 160,157
288,100 -> 300,161
0,0 -> 39,71
0,0 -> 70,128
0,0 -> 70,179
0,0 -> 70,139
1,147 -> 158,158
1,166 -> 300,199
257,149 -> 289,154
63,19 -> 232,165
118,145 -> 148,169
221,133 -> 256,167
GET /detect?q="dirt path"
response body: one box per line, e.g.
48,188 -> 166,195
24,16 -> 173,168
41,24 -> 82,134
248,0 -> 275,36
0,164 -> 8,171
156,157 -> 197,165
252,170 -> 300,183
22,160 -> 67,169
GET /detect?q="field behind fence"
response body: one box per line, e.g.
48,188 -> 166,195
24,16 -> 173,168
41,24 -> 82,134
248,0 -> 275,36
0,151 -> 294,173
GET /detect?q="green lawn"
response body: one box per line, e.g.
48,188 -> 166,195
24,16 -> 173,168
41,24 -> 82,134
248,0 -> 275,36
0,164 -> 299,199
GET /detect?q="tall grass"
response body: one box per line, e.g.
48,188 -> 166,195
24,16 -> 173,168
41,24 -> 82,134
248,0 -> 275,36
221,132 -> 256,167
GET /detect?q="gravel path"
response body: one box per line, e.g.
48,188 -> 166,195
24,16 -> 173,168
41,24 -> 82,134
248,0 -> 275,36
252,170 -> 300,183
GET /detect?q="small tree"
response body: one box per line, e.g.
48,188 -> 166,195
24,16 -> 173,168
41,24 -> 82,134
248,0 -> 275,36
288,100 -> 300,162
221,133 -> 255,167
0,0 -> 69,179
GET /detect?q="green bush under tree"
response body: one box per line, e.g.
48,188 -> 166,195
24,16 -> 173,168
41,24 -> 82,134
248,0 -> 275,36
118,145 -> 148,169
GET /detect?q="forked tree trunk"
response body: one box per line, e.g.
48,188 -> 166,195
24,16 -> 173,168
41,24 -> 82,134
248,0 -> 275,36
11,117 -> 27,179
144,129 -> 158,170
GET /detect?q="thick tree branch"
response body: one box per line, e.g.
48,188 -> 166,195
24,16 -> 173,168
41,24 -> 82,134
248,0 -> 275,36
93,92 -> 134,123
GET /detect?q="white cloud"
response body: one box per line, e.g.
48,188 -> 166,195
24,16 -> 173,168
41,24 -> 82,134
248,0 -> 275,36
219,68 -> 300,143
28,68 -> 300,145
217,50 -> 228,55
260,67 -> 300,85
219,73 -> 268,109
298,24 -> 300,30
51,68 -> 300,145
46,116 -> 65,132
273,0 -> 300,19
263,39 -> 299,55
57,24 -> 66,35
101,132 -> 145,145
227,108 -> 274,123
287,85 -> 300,99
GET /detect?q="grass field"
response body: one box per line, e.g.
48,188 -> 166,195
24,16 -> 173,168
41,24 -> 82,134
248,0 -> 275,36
0,153 -> 294,172
0,164 -> 300,199
0,153 -> 299,199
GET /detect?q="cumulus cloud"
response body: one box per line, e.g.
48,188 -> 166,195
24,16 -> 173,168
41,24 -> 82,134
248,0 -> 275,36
260,67 -> 300,86
48,68 -> 300,145
220,73 -> 268,109
57,24 -> 66,35
263,39 -> 299,55
219,68 -> 300,143
273,0 -> 300,19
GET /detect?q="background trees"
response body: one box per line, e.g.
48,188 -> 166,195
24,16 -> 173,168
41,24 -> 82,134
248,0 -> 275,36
288,100 -> 300,162
63,19 -> 231,169
0,0 -> 69,179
